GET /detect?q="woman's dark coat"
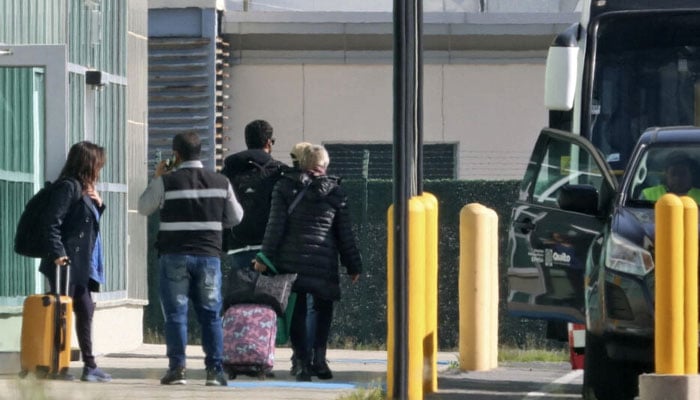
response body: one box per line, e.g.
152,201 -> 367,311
260,171 -> 362,301
38,178 -> 105,293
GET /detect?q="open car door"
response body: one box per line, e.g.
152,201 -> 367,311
506,128 -> 618,324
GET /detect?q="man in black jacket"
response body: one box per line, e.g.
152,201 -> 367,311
221,120 -> 287,270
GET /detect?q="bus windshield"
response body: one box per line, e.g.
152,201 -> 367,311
588,12 -> 700,170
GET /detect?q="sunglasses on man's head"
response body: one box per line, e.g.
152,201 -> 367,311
270,138 -> 276,145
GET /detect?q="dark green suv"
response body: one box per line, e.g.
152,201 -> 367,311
506,126 -> 700,400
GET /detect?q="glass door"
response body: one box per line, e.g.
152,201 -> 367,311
0,67 -> 46,299
0,45 -> 67,304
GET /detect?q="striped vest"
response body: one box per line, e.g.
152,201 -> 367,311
158,167 -> 230,256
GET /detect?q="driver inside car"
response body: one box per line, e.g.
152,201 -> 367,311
642,150 -> 700,203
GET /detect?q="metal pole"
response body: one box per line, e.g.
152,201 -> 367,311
393,0 -> 421,397
416,0 -> 424,194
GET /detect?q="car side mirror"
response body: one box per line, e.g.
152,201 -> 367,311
557,184 -> 599,215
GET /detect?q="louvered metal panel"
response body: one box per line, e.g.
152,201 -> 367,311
214,37 -> 230,170
148,37 -> 216,172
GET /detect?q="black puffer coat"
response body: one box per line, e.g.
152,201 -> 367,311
260,171 -> 362,301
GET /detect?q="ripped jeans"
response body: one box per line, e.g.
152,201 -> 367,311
159,254 -> 223,371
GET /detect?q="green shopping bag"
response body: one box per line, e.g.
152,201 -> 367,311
276,292 -> 296,345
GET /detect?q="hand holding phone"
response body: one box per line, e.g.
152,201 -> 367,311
154,158 -> 176,178
154,150 -> 177,178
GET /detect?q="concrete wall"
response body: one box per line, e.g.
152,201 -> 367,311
224,61 -> 545,180
220,5 -> 579,180
124,0 -> 149,338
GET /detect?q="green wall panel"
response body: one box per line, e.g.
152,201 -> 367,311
69,0 -> 126,75
0,0 -> 66,44
100,191 -> 126,292
0,68 -> 43,298
0,68 -> 34,174
94,83 -> 126,184
69,73 -> 85,145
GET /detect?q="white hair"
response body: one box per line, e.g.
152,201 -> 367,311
300,144 -> 330,171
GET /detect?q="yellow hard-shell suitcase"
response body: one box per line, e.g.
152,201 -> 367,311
19,264 -> 73,378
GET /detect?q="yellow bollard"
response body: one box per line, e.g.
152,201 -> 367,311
489,208 -> 499,369
681,196 -> 698,374
407,197 -> 426,399
654,194 -> 685,374
386,199 -> 426,399
420,193 -> 439,393
459,203 -> 499,371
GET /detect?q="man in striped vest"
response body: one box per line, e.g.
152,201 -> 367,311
138,132 -> 243,387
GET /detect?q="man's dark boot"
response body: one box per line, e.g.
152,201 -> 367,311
296,359 -> 313,382
311,347 -> 333,380
290,355 -> 302,376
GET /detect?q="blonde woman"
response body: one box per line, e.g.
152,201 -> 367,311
255,144 -> 362,381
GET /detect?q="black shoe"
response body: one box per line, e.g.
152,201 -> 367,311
312,360 -> 333,380
160,367 -> 186,385
290,356 -> 302,376
296,364 -> 312,382
206,368 -> 227,386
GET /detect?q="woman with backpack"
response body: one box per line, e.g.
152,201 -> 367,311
254,144 -> 363,381
39,141 -> 112,383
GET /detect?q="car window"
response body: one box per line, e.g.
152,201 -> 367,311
532,138 -> 604,207
629,145 -> 700,205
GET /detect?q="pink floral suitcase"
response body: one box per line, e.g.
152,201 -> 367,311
222,303 -> 277,379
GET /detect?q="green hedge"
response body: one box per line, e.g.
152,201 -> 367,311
143,179 -> 551,350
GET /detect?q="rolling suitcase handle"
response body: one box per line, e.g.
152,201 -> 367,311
55,260 -> 70,296
52,260 -> 69,378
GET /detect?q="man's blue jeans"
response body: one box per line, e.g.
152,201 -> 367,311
159,254 -> 223,371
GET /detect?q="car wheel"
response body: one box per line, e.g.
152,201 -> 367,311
582,331 -> 639,400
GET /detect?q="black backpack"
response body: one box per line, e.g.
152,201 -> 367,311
14,181 -> 55,258
227,160 -> 283,248
14,178 -> 80,258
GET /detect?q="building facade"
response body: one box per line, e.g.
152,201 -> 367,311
0,0 -> 581,372
0,0 -> 148,371
218,0 -> 580,179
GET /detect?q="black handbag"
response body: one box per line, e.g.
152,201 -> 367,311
224,267 -> 296,316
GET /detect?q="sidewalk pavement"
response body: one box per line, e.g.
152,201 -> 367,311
0,344 -> 459,400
